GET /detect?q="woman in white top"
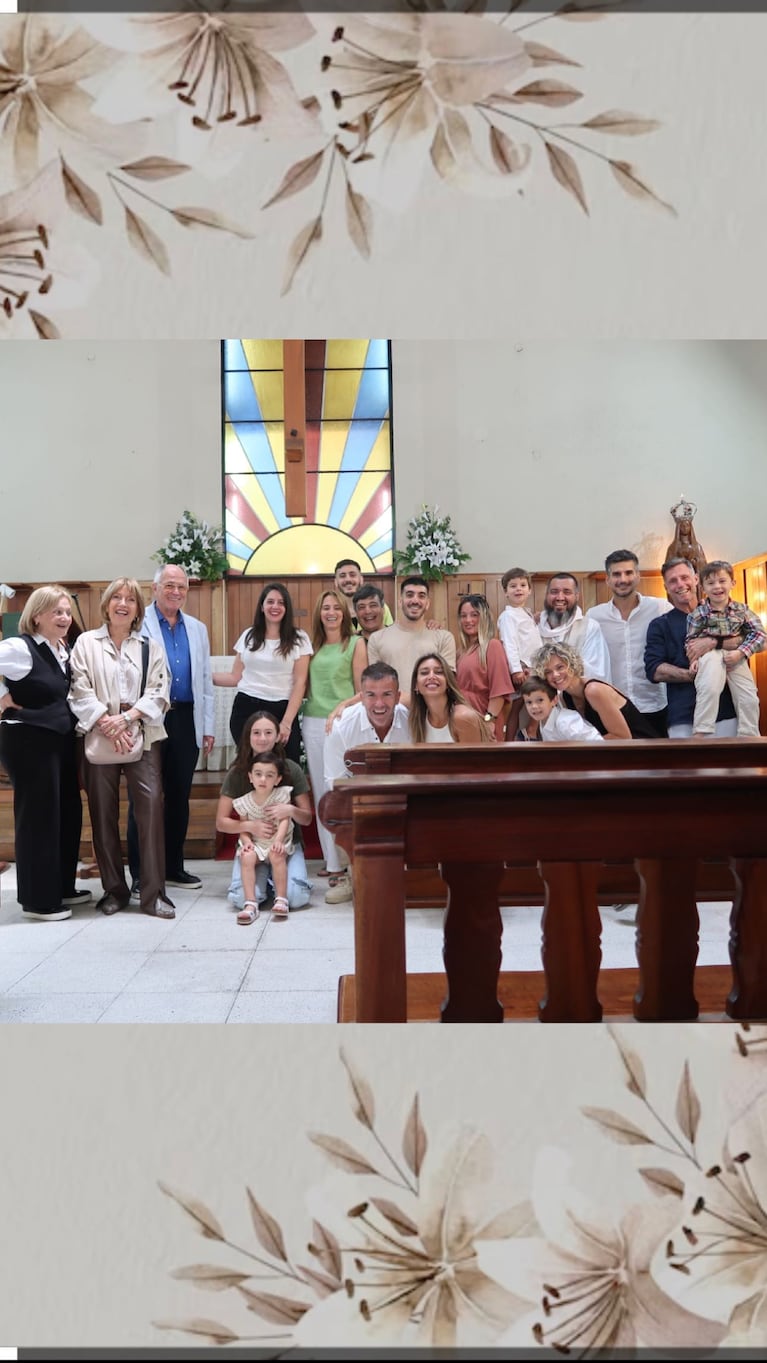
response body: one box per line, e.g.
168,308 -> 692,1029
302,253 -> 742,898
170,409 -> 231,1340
213,582 -> 312,765
408,653 -> 491,744
0,586 -> 85,920
69,579 -> 172,919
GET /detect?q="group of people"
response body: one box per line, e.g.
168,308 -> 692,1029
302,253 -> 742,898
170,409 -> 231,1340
0,549 -> 763,926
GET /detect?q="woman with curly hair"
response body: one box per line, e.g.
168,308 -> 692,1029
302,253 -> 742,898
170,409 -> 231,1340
408,653 -> 491,744
531,641 -> 658,740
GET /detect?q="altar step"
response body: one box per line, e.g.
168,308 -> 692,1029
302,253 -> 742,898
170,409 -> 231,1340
337,964 -> 739,1022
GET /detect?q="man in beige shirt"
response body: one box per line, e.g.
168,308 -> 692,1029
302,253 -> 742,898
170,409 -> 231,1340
367,576 -> 456,698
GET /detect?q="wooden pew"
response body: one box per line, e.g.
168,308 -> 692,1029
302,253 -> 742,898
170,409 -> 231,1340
320,739 -> 767,1024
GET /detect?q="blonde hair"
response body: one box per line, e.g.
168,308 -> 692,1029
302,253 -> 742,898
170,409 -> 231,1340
408,653 -> 489,744
457,594 -> 495,669
311,589 -> 353,652
19,586 -> 73,636
100,578 -> 145,631
531,641 -> 585,679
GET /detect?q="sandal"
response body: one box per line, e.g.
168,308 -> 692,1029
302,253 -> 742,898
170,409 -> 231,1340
237,901 -> 259,926
272,896 -> 290,920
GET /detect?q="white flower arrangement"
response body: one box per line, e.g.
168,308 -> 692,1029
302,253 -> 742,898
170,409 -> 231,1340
152,510 -> 228,583
393,504 -> 471,581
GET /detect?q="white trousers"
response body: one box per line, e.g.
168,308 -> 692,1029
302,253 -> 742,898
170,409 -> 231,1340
300,714 -> 343,872
693,651 -> 760,735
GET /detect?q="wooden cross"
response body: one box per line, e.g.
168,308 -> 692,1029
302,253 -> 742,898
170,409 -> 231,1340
283,340 -> 307,518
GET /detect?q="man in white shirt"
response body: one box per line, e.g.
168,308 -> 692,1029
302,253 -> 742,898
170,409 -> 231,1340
367,576 -> 456,696
321,662 -> 410,903
537,574 -> 612,682
586,549 -> 673,736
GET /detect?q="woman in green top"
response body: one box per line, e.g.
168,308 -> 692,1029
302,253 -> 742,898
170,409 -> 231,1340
216,711 -> 313,913
301,590 -> 367,878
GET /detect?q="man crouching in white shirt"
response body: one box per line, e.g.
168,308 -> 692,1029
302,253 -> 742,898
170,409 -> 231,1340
321,662 -> 411,904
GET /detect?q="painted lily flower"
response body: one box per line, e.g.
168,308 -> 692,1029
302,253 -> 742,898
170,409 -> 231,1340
0,14 -> 142,186
666,1085 -> 767,1346
293,1128 -> 534,1347
479,1148 -> 725,1353
314,12 -> 532,207
0,159 -> 99,339
85,6 -> 317,173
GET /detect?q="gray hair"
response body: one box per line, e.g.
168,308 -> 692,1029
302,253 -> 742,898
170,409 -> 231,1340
154,565 -> 189,586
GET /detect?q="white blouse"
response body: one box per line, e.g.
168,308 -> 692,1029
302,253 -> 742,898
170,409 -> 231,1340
0,634 -> 69,723
233,630 -> 313,701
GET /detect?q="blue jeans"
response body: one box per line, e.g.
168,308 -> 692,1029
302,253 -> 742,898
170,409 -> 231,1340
227,845 -> 312,910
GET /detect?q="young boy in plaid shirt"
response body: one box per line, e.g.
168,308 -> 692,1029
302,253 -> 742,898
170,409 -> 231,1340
686,561 -> 765,736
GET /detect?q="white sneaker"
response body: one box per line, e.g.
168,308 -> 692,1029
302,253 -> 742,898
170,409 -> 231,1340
23,908 -> 73,921
61,889 -> 93,907
325,872 -> 352,905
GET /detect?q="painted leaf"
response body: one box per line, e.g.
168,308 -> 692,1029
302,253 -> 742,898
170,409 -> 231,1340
169,1264 -> 252,1291
29,311 -> 60,341
638,1167 -> 685,1199
307,1131 -> 377,1176
246,1188 -> 288,1263
171,207 -> 253,238
262,149 -> 325,209
582,111 -> 661,135
152,1317 -> 239,1344
345,185 -> 372,260
525,41 -> 582,68
581,1106 -> 653,1145
489,126 -> 530,175
60,159 -> 103,225
281,218 -> 322,296
158,1183 -> 225,1240
296,1262 -> 341,1297
402,1093 -> 427,1176
340,1047 -> 375,1128
609,160 -> 677,214
370,1198 -> 419,1237
125,207 -> 170,276
514,80 -> 583,107
608,1027 -> 647,1098
545,141 -> 589,215
238,1286 -> 309,1325
309,1220 -> 342,1281
475,1200 -> 538,1240
120,157 -> 191,180
430,123 -> 455,181
675,1060 -> 701,1145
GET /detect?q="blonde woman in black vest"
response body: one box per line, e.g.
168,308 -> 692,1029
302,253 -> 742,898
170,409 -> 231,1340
0,586 -> 87,920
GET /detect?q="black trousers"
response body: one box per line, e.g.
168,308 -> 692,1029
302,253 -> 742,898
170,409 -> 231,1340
0,722 -> 82,912
127,704 -> 199,881
230,691 -> 302,766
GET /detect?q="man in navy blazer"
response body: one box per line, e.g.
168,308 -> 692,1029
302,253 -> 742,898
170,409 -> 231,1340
128,565 -> 214,894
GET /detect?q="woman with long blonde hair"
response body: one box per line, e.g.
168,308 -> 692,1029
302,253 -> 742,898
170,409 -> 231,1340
301,590 -> 366,897
408,653 -> 491,744
456,593 -> 513,741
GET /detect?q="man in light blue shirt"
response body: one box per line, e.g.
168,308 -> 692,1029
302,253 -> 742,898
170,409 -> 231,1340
128,565 -> 214,895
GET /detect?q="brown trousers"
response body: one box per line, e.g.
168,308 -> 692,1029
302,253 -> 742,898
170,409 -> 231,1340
83,743 -> 167,911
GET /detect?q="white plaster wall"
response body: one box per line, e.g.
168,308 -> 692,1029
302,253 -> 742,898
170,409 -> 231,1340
392,340 -> 767,570
2,340 -> 766,581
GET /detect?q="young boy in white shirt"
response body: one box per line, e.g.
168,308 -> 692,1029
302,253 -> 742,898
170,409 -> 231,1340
518,677 -> 604,743
498,567 -> 543,741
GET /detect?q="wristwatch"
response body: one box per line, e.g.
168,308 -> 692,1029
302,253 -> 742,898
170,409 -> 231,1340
483,711 -> 494,722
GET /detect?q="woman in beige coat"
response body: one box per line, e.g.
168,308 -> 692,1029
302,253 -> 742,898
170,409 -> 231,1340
69,578 -> 173,918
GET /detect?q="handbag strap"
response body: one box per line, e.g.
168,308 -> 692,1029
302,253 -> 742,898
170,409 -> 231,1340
140,638 -> 149,697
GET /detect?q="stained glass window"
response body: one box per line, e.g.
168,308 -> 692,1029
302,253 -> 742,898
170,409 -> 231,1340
222,340 -> 393,576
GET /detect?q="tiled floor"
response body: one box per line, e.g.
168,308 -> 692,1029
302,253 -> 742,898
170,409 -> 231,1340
0,860 -> 732,1023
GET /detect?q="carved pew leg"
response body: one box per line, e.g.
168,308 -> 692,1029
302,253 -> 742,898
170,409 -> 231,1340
538,862 -> 602,1022
440,861 -> 504,1023
727,858 -> 767,1020
633,859 -> 699,1021
351,794 -> 408,1023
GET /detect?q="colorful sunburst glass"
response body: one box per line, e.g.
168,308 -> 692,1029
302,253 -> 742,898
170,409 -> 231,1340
222,340 -> 393,576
